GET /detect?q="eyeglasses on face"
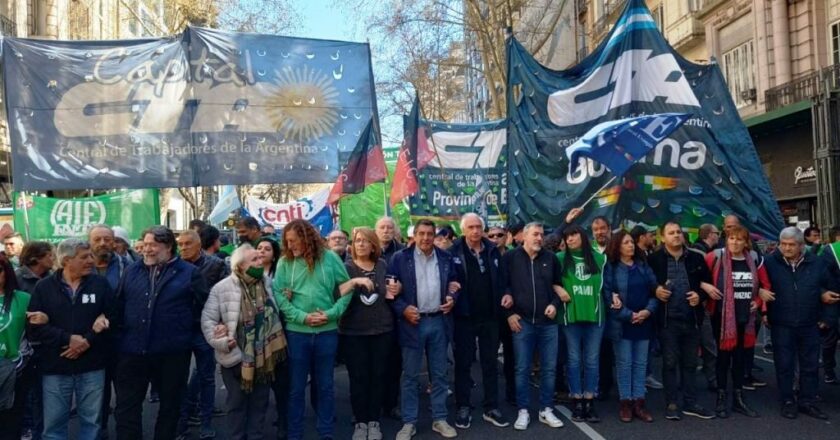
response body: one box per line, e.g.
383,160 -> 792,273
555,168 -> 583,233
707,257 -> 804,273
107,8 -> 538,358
488,233 -> 505,239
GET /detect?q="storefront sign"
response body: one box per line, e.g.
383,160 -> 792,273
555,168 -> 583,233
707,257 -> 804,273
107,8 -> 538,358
794,166 -> 817,184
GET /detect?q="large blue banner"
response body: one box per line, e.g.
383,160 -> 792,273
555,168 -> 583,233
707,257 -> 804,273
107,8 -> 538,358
2,27 -> 377,191
506,0 -> 783,239
409,118 -> 508,227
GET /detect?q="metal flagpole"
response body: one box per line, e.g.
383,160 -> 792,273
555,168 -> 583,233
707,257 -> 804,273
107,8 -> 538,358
577,175 -> 618,210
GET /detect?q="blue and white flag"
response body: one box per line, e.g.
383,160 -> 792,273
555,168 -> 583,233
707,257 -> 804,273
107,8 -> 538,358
206,185 -> 241,225
506,0 -> 783,239
566,113 -> 690,178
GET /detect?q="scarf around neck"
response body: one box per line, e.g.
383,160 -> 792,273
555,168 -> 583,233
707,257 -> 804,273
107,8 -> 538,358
236,268 -> 287,392
715,250 -> 758,351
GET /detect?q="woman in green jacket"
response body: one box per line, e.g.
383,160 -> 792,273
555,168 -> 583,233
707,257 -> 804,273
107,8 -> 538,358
556,225 -> 607,424
272,220 -> 372,440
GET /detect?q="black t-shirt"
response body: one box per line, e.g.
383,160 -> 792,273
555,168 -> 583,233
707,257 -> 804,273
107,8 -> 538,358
728,258 -> 754,324
464,247 -> 493,321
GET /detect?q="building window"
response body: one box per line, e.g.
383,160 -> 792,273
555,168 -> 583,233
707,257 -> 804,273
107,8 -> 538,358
654,3 -> 664,32
722,40 -> 756,108
831,21 -> 840,66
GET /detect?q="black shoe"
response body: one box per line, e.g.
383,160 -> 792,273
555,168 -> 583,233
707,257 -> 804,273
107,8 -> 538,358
665,403 -> 681,421
715,390 -> 729,419
682,403 -> 715,420
482,409 -> 510,427
455,406 -> 472,429
745,375 -> 767,388
824,372 -> 838,385
571,399 -> 585,422
584,399 -> 600,423
781,401 -> 797,419
799,404 -> 829,420
732,390 -> 759,418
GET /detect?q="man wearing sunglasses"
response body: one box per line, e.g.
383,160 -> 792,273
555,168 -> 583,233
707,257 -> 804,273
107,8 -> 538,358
450,213 -> 509,430
486,227 -> 508,254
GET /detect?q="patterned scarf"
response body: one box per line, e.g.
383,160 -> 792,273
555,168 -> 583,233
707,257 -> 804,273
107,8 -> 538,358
236,268 -> 287,393
715,250 -> 758,351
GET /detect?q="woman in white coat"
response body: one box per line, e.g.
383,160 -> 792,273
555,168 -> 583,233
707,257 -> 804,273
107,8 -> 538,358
202,244 -> 287,440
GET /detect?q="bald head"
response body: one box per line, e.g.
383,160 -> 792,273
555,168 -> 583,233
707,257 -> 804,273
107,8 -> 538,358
723,215 -> 741,235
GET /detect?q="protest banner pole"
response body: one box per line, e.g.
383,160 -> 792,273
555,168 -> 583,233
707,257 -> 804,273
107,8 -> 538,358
20,191 -> 31,241
577,175 -> 618,210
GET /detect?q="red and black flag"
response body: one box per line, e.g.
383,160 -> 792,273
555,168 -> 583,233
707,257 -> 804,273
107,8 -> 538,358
328,118 -> 387,205
390,95 -> 435,207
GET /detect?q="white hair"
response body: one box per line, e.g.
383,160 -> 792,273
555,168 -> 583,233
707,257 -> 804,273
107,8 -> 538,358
779,227 -> 805,245
523,222 -> 544,233
230,243 -> 255,271
56,238 -> 90,267
459,213 -> 485,231
375,216 -> 396,228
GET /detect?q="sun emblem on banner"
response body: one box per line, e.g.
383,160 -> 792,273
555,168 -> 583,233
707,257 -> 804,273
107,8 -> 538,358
268,66 -> 340,141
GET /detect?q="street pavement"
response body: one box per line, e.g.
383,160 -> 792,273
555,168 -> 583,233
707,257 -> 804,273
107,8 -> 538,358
89,343 -> 840,440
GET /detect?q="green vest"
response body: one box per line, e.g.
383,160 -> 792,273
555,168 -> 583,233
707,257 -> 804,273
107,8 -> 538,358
0,290 -> 31,360
555,250 -> 606,325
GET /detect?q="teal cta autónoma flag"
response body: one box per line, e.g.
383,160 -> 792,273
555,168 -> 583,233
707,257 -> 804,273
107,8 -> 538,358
506,0 -> 783,239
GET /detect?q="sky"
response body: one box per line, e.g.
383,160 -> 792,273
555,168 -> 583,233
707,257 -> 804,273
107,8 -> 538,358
293,0 -> 362,43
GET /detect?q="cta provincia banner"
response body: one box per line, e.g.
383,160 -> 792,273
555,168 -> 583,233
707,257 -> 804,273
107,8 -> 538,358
409,119 -> 508,228
246,188 -> 333,236
506,0 -> 783,239
13,189 -> 160,242
1,27 -> 378,191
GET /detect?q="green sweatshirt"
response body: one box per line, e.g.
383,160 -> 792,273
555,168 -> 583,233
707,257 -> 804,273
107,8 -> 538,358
555,250 -> 606,325
272,250 -> 352,334
0,290 -> 31,360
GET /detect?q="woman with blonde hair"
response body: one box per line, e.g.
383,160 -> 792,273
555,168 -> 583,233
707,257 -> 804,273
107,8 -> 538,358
341,227 -> 394,440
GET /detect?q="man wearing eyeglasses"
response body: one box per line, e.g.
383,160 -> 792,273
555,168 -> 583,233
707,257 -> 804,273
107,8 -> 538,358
449,213 -> 509,430
692,224 -> 720,255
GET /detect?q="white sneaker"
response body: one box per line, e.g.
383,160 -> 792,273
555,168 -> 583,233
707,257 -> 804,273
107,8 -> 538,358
432,420 -> 458,438
395,423 -> 416,440
539,407 -> 564,428
367,421 -> 383,440
514,409 -> 530,430
352,422 -> 368,440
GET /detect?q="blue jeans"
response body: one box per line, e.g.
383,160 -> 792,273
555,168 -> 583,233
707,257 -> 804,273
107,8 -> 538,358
563,323 -> 604,397
42,369 -> 105,440
286,330 -> 338,440
613,339 -> 650,400
513,320 -> 558,410
401,315 -> 449,424
178,333 -> 216,431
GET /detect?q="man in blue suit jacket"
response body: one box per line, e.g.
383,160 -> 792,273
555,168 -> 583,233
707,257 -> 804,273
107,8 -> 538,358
387,219 -> 460,440
112,226 -> 209,440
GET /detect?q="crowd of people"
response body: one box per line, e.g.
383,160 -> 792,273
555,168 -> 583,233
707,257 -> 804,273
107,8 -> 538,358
0,212 -> 839,440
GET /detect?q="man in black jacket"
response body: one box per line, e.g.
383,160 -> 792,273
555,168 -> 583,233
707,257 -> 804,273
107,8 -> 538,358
175,230 -> 228,438
501,222 -> 565,431
450,213 -> 508,429
762,227 -> 839,420
28,238 -> 115,440
647,220 -> 715,421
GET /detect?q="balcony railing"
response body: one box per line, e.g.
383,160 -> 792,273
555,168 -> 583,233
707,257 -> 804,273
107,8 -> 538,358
593,0 -> 627,37
0,15 -> 16,37
765,64 -> 840,112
